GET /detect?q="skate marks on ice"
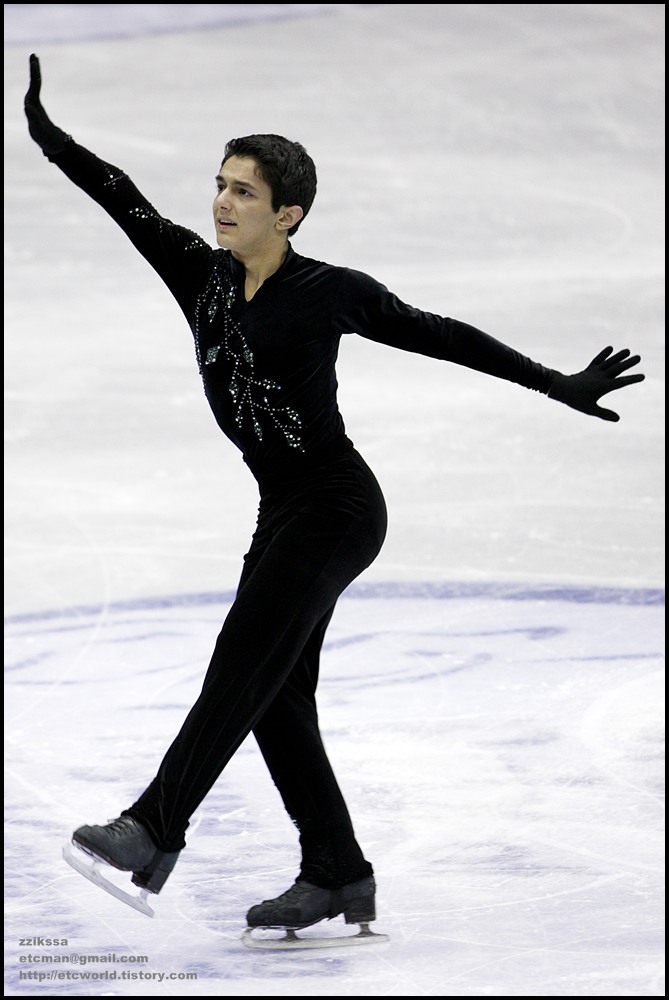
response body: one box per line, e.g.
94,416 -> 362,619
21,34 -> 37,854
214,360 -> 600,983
4,583 -> 664,995
3,3 -> 369,46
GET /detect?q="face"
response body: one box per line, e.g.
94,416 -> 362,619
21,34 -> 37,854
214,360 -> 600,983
213,155 -> 284,257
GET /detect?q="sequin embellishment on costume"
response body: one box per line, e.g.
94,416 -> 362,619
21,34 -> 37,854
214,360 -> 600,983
195,267 -> 303,450
122,189 -> 301,449
128,206 -> 203,251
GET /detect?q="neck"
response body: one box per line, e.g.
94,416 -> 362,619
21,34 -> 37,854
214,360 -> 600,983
233,241 -> 289,300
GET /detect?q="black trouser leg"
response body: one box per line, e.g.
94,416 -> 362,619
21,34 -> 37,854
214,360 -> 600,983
252,605 -> 373,888
126,451 -> 387,878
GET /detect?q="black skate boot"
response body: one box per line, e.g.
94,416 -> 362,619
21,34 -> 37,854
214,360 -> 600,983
72,816 -> 179,894
246,875 -> 377,930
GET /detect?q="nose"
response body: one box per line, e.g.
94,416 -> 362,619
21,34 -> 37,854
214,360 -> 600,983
214,188 -> 232,211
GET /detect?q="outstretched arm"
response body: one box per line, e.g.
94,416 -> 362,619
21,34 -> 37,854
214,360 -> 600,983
23,54 -> 218,325
24,53 -> 71,156
548,347 -> 644,422
340,271 -> 645,420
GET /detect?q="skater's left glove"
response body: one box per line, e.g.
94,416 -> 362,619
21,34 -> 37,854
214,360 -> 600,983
24,53 -> 72,157
547,346 -> 644,422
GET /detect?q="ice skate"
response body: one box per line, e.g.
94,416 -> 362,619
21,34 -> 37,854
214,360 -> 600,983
63,816 -> 179,917
242,876 -> 389,950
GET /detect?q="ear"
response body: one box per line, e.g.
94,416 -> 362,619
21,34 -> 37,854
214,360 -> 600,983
276,205 -> 304,232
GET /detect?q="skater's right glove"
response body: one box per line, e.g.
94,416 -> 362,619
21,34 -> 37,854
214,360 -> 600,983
24,53 -> 72,157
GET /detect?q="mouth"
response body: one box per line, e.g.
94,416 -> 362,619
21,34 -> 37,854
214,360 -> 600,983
217,218 -> 236,229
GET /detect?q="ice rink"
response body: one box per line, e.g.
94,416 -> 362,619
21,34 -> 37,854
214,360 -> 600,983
4,4 -> 665,996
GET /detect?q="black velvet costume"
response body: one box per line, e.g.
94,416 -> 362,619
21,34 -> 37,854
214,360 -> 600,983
49,141 -> 553,886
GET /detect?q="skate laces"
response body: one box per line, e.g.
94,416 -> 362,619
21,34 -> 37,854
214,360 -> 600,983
275,880 -> 322,903
104,816 -> 140,838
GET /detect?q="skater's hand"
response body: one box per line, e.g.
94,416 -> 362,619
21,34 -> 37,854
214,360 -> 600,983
547,346 -> 645,422
24,53 -> 71,156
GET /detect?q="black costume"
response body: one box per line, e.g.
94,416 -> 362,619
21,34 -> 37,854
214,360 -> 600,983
45,140 -> 556,887
23,49 -> 644,925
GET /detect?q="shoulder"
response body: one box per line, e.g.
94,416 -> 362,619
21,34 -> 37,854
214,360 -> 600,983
287,249 -> 381,293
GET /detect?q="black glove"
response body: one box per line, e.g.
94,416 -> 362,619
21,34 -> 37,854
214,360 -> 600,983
24,53 -> 71,156
547,346 -> 644,422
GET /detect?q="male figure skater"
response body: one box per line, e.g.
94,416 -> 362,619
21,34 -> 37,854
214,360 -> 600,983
24,54 -> 644,939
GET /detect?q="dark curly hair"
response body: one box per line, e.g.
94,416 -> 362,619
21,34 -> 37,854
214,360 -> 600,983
222,134 -> 317,236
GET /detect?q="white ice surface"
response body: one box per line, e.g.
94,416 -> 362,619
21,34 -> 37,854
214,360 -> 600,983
4,4 -> 665,996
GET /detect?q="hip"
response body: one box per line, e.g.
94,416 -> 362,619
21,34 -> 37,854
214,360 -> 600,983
253,448 -> 388,544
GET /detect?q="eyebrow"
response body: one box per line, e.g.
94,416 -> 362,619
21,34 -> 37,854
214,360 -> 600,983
215,173 -> 259,191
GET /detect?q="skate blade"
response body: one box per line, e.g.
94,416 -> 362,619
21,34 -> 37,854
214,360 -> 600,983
241,923 -> 389,951
62,842 -> 155,918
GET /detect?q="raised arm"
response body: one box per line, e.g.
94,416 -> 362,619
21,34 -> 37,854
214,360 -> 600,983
24,54 -> 218,322
24,53 -> 71,157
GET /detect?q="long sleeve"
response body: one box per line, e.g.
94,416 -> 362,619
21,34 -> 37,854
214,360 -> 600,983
47,141 -> 217,320
336,267 -> 553,393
